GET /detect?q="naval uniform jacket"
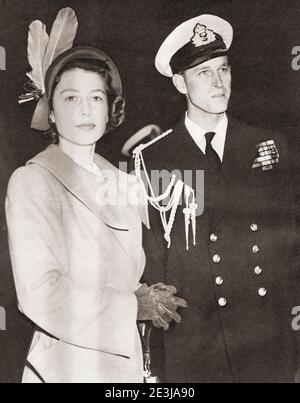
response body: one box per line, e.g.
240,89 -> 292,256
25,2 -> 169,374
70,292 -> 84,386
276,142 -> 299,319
5,145 -> 148,383
141,116 -> 300,383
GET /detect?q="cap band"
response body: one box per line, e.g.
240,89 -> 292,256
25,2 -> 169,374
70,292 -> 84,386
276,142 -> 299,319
170,32 -> 227,74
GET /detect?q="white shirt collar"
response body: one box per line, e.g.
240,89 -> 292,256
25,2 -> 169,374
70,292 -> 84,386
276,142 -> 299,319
184,113 -> 228,161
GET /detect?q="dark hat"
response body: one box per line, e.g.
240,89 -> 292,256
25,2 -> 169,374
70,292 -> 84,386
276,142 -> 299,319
155,15 -> 233,77
45,46 -> 123,101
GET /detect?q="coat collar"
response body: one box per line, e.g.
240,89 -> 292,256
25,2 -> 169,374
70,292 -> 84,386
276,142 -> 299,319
159,117 -> 207,171
184,113 -> 228,161
27,145 -> 132,231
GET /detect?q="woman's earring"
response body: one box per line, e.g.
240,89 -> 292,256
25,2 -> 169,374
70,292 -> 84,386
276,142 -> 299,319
49,112 -> 55,124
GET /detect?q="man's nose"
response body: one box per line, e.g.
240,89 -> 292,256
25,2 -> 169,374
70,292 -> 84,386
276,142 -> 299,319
212,72 -> 223,87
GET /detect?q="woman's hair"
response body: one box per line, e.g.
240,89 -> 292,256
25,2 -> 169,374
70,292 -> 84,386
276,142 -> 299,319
46,58 -> 125,144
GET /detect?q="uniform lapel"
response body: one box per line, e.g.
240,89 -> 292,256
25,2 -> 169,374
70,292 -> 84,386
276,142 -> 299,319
212,117 -> 259,228
161,118 -> 206,171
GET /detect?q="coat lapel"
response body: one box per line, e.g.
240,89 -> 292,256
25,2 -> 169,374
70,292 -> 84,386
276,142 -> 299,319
28,145 -> 131,230
28,145 -> 142,265
212,118 -> 259,228
159,118 -> 206,172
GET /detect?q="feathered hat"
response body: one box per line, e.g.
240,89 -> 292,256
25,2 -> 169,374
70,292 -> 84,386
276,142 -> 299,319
19,8 -> 79,131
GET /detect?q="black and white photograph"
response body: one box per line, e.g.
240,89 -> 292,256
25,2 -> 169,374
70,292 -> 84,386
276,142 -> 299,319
1,0 -> 300,385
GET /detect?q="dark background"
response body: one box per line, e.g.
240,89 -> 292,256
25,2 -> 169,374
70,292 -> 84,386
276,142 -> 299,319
1,0 -> 300,166
1,0 -> 300,382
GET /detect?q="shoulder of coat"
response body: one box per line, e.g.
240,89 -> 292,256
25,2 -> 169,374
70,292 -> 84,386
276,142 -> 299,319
231,117 -> 286,143
132,129 -> 173,156
7,163 -> 55,196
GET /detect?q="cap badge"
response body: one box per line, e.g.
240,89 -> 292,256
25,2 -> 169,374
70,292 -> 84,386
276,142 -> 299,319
190,24 -> 217,47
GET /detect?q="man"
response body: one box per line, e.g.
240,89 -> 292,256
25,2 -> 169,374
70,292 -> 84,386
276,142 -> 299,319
137,15 -> 300,383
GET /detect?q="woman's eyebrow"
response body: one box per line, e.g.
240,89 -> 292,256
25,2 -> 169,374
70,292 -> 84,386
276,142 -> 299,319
60,89 -> 106,94
90,89 -> 106,94
60,89 -> 79,94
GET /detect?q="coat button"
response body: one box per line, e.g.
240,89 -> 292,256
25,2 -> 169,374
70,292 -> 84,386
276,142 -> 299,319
251,224 -> 258,232
213,254 -> 221,264
254,266 -> 263,275
218,297 -> 227,307
252,245 -> 260,254
215,276 -> 224,286
258,288 -> 267,297
210,233 -> 218,243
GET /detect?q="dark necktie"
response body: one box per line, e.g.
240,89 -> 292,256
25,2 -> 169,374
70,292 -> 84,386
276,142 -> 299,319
204,132 -> 221,171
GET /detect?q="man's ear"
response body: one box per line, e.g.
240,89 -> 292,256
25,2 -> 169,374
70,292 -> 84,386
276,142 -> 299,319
172,73 -> 188,95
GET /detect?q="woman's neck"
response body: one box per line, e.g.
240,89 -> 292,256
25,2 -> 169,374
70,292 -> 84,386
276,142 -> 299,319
58,137 -> 96,173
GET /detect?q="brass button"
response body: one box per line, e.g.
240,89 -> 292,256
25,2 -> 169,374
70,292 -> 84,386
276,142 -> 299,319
210,234 -> 218,243
252,245 -> 260,254
215,276 -> 224,286
218,297 -> 227,307
213,254 -> 221,264
258,288 -> 267,297
254,266 -> 263,275
251,224 -> 258,232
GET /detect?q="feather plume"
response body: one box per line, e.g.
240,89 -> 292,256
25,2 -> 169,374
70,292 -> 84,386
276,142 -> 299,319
27,20 -> 49,94
43,8 -> 78,73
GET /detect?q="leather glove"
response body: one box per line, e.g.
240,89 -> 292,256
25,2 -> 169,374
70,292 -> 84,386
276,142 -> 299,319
135,283 -> 188,330
152,283 -> 187,328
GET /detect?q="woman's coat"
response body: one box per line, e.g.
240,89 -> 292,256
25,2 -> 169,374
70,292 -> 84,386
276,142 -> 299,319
5,145 -> 148,383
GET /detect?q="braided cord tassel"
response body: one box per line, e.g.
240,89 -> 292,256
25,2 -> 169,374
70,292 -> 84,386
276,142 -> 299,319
133,129 -> 195,249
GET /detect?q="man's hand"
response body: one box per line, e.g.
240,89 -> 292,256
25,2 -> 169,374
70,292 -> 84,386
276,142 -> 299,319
134,283 -> 188,330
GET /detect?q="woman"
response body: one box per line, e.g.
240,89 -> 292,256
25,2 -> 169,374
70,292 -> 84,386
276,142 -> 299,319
6,46 -> 185,383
